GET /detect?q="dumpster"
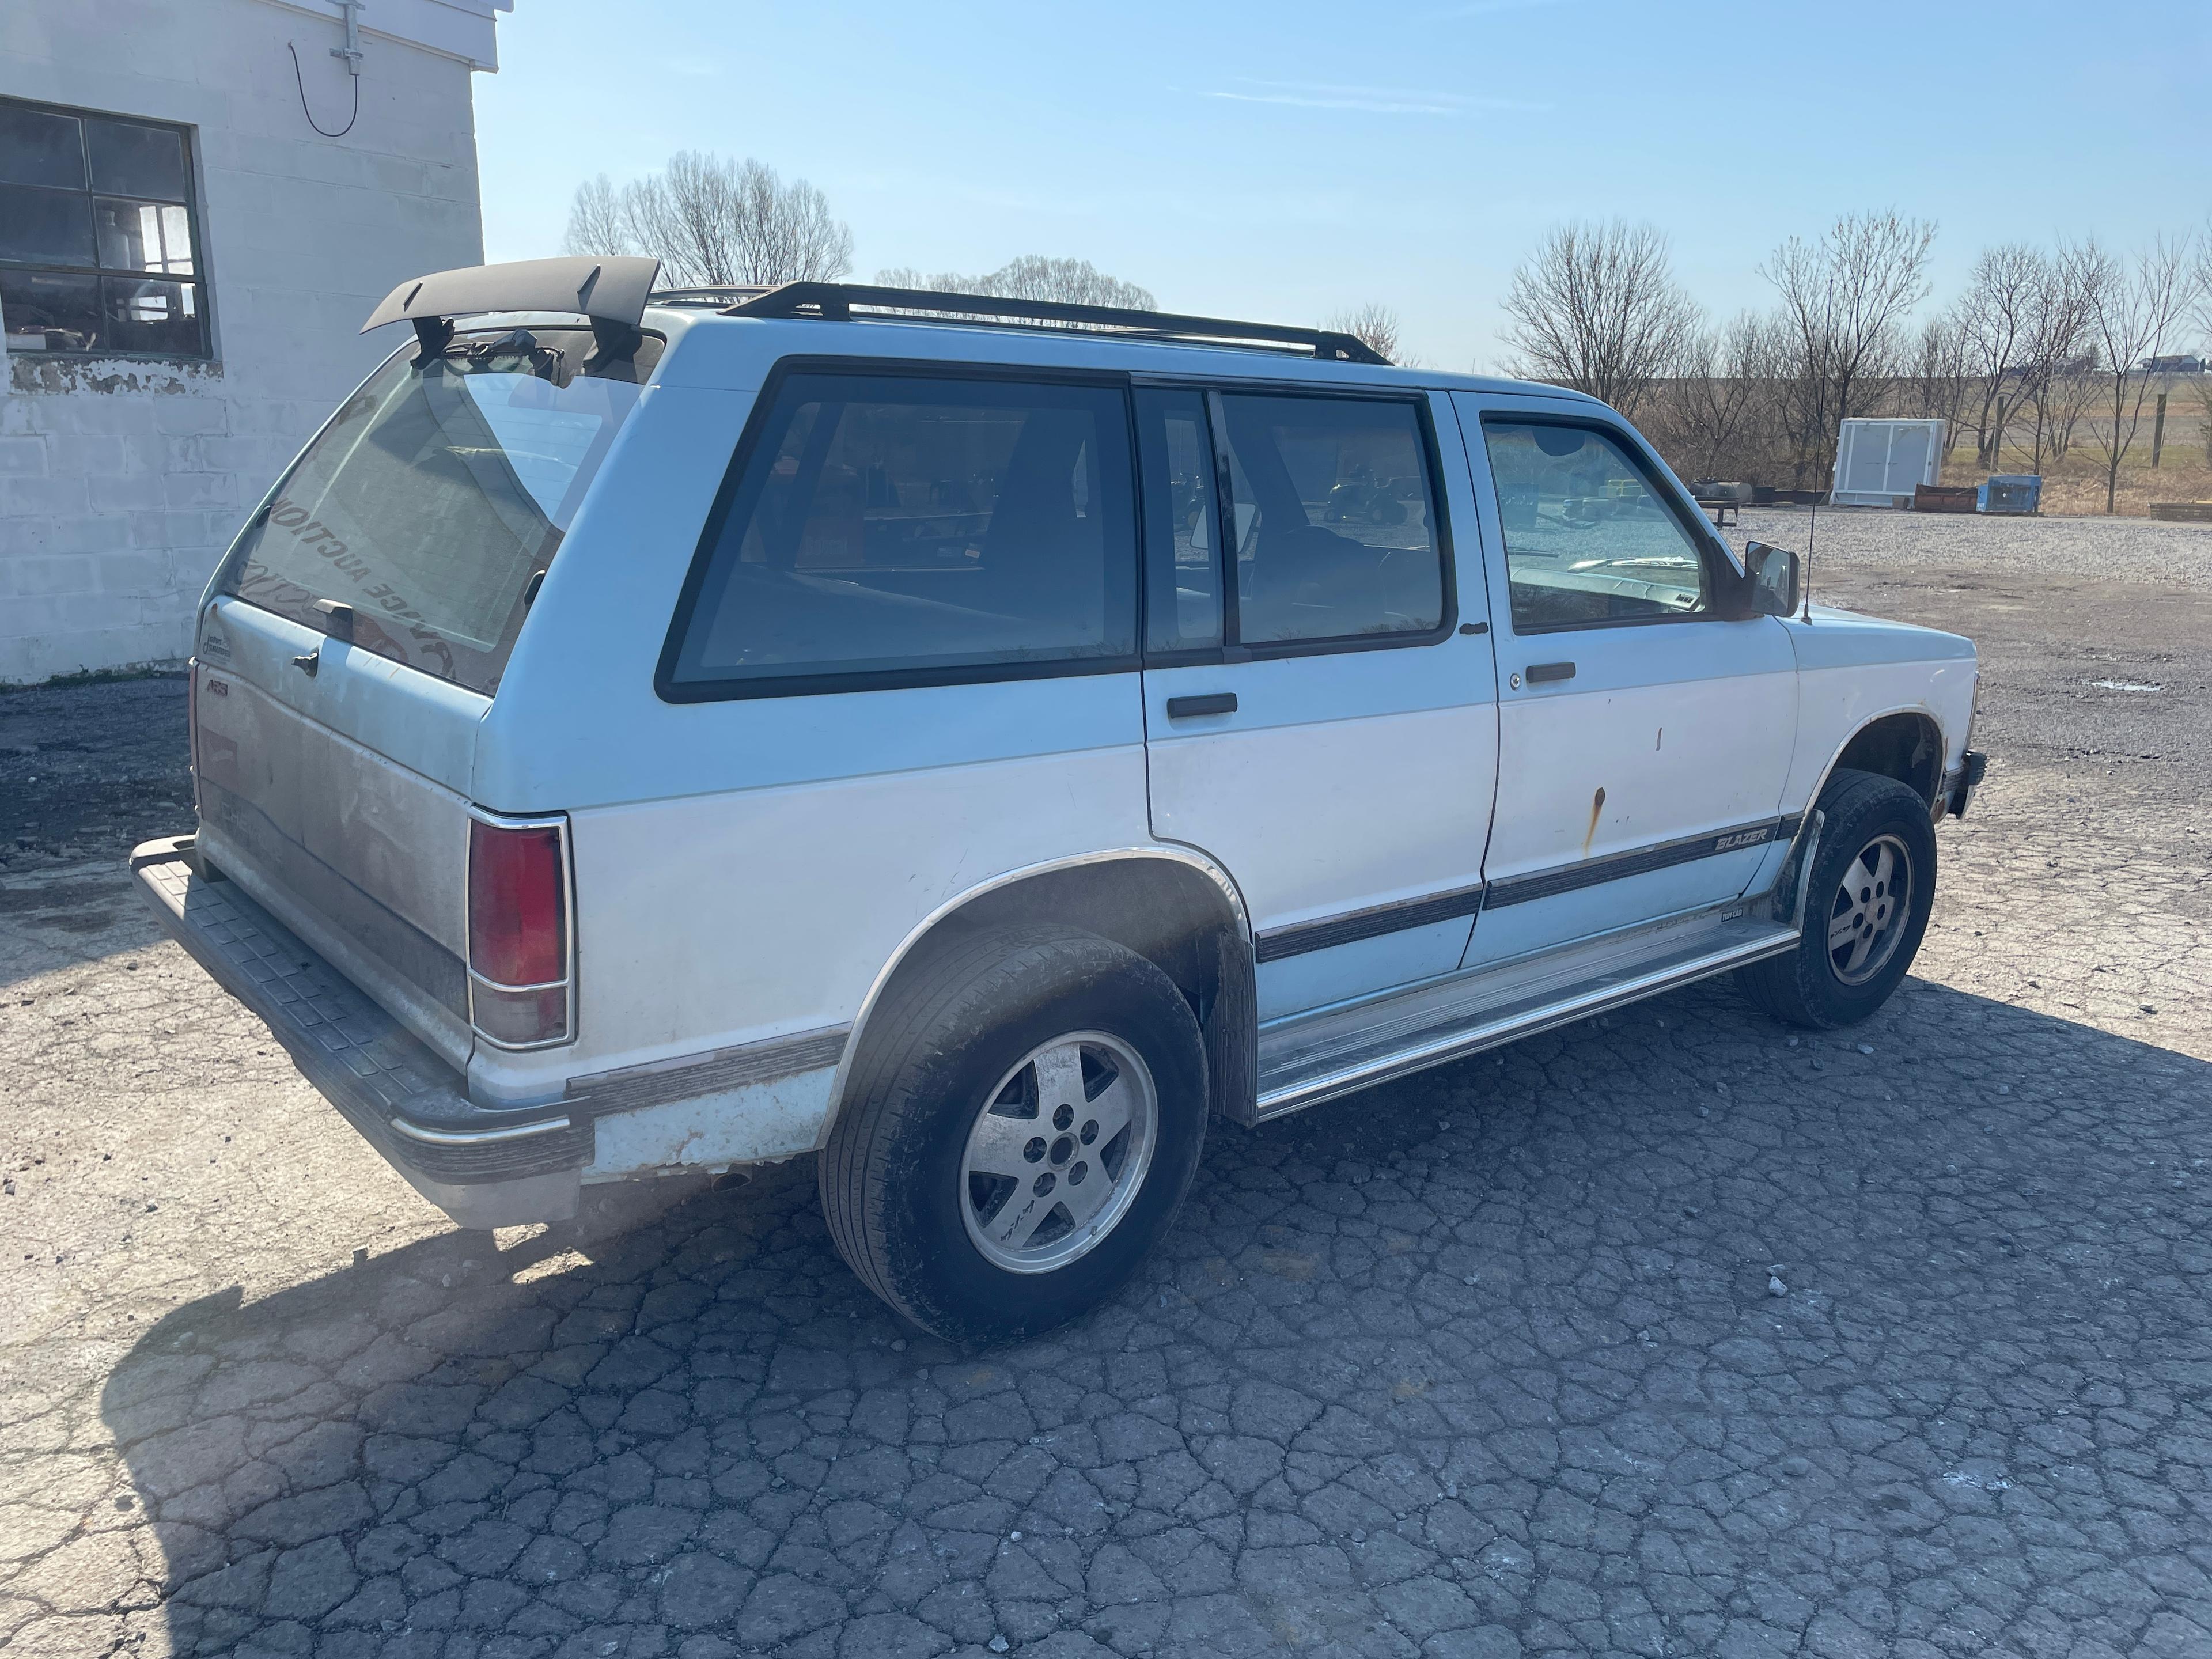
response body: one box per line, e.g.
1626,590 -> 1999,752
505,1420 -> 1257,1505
1978,475 -> 2041,515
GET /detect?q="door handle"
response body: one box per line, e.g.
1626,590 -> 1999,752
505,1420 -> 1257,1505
1165,692 -> 1237,719
1524,661 -> 1575,684
291,649 -> 320,678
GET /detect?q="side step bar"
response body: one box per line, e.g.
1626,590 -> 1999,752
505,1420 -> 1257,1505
1255,910 -> 1800,1120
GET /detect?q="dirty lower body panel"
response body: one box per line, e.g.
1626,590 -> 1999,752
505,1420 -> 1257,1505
130,836 -> 588,1228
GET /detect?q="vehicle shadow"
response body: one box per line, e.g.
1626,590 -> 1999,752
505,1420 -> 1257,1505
92,976 -> 2212,1658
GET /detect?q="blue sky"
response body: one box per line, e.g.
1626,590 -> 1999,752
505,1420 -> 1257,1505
474,1 -> 2210,368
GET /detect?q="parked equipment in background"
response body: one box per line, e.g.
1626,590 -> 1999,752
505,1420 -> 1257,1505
2149,502 -> 2212,522
1978,475 -> 2042,516
1831,419 -> 1946,508
1912,484 -> 1978,514
1690,478 -> 1752,528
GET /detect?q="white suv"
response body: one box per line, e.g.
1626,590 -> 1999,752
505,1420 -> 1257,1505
134,257 -> 1984,1343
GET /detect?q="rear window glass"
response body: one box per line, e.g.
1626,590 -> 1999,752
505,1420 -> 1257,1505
218,327 -> 656,694
662,371 -> 1138,696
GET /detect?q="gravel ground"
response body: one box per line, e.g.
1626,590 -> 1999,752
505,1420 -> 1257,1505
1732,506 -> 2212,592
2,513 -> 2210,1659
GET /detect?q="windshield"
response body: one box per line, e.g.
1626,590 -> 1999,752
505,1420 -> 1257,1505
217,326 -> 657,694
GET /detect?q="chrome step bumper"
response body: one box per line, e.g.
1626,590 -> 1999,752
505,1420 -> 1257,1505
130,836 -> 586,1228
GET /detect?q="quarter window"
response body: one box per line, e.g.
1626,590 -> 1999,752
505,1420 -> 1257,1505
664,372 -> 1139,695
1483,421 -> 1710,630
0,97 -> 207,358
1215,395 -> 1444,645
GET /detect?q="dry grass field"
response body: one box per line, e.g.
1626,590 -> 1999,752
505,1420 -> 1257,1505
1934,379 -> 2212,517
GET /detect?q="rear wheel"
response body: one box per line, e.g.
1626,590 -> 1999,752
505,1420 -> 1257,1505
820,925 -> 1207,1344
1740,768 -> 1937,1029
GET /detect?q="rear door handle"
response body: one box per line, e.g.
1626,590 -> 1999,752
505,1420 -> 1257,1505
1524,661 -> 1575,684
291,649 -> 319,678
1165,692 -> 1237,719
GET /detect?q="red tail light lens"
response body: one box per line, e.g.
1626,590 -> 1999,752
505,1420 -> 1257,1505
468,816 -> 569,994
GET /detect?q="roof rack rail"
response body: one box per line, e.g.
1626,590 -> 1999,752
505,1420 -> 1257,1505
716,281 -> 1391,366
649,285 -> 771,309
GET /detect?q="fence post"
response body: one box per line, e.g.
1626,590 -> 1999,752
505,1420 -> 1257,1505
2152,393 -> 2166,468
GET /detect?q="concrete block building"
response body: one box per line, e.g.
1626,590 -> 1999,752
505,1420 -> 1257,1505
0,0 -> 511,683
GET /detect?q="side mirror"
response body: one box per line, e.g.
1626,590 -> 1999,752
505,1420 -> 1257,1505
1743,541 -> 1800,618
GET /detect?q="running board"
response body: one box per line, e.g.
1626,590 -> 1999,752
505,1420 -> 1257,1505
1254,910 -> 1800,1120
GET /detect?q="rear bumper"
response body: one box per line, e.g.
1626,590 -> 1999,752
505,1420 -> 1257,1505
131,836 -> 588,1228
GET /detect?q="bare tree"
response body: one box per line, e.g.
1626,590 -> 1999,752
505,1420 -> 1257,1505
1902,312 -> 1974,454
1325,304 -> 1402,363
877,258 -> 1154,309
1952,244 -> 2044,465
2082,234 -> 2199,513
564,174 -> 630,260
2021,241 -> 2101,472
563,153 -> 853,288
1499,220 -> 1699,418
1761,211 -> 1936,486
1650,310 -> 1783,482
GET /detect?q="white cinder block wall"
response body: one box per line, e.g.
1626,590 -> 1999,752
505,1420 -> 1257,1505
0,0 -> 509,684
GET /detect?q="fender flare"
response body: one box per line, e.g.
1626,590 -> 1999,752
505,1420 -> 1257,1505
1798,704 -> 1953,818
817,845 -> 1254,1145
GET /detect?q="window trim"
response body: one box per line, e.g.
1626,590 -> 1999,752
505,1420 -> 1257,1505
654,355 -> 1147,705
1136,382 -> 1458,666
1478,411 -> 1738,638
0,93 -> 212,362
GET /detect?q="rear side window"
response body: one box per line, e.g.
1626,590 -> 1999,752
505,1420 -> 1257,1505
218,327 -> 655,694
662,371 -> 1138,697
1215,394 -> 1445,646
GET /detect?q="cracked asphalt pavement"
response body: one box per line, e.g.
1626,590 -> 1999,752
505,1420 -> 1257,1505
3,514 -> 2210,1658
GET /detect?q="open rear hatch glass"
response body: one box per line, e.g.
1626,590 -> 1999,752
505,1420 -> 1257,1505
194,324 -> 657,1065
220,324 -> 659,692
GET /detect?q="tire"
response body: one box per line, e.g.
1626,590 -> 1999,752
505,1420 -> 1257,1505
1738,768 -> 1937,1030
819,924 -> 1208,1344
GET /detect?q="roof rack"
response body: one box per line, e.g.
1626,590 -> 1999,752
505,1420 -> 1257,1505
649,285 -> 771,309
711,281 -> 1391,366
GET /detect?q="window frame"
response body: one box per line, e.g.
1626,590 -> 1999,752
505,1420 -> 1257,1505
1134,378 -> 1458,666
1478,411 -> 1738,638
655,355 -> 1149,704
0,94 -> 212,362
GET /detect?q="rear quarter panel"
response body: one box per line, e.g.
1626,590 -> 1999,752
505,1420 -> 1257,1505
471,352 -> 1156,1153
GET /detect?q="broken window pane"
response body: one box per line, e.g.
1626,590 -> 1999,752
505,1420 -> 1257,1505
94,198 -> 193,274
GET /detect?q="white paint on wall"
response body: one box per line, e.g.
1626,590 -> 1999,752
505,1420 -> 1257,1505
0,0 -> 510,683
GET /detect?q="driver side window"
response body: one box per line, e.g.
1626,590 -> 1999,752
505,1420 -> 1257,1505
1483,419 -> 1709,631
1217,393 -> 1445,645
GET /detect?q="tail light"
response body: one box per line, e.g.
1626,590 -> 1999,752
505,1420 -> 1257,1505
467,812 -> 574,1047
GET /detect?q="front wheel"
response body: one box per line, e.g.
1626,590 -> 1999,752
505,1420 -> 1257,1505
1739,768 -> 1938,1029
819,925 -> 1207,1344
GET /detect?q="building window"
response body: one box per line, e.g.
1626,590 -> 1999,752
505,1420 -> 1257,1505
0,96 -> 209,358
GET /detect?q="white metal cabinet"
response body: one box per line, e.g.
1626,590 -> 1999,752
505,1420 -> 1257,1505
1452,392 -> 1798,968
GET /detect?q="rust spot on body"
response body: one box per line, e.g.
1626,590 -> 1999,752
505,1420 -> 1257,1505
1583,787 -> 1607,856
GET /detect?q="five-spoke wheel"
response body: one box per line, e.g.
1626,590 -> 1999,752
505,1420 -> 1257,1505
1739,768 -> 1938,1029
961,1033 -> 1158,1273
1825,832 -> 1913,986
819,925 -> 1207,1345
